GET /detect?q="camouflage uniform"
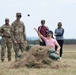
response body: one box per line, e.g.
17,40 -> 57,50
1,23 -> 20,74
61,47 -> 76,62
11,16 -> 27,61
0,21 -> 12,61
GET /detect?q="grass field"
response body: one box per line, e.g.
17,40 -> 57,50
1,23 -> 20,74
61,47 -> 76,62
0,45 -> 76,75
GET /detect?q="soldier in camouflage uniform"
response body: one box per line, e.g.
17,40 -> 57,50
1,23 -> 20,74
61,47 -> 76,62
0,18 -> 12,62
11,12 -> 27,61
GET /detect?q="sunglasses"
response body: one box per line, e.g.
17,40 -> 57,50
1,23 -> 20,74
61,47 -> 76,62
17,15 -> 21,17
5,20 -> 9,21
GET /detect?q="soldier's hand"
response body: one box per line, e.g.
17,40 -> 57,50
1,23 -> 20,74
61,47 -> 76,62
14,40 -> 17,44
3,33 -> 9,37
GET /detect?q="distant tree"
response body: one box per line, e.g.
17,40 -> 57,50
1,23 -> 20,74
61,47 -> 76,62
64,39 -> 76,45
27,39 -> 76,45
27,40 -> 39,45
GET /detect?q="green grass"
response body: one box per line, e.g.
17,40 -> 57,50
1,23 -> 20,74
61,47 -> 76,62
0,45 -> 76,75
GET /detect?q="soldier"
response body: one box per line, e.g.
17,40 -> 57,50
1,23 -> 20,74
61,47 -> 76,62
11,12 -> 27,61
0,18 -> 12,62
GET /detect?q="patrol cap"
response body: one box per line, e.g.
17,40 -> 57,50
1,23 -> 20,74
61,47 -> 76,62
46,30 -> 54,38
16,12 -> 22,17
5,18 -> 9,21
46,30 -> 53,35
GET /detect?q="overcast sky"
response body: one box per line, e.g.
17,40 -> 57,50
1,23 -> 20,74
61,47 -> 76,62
0,0 -> 76,39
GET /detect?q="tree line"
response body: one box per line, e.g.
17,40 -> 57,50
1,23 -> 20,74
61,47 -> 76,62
0,39 -> 76,45
27,39 -> 76,45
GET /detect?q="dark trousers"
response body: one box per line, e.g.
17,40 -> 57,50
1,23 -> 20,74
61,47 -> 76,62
56,40 -> 64,57
39,40 -> 46,46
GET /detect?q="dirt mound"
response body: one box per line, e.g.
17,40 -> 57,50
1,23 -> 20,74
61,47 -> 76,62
11,45 -> 70,69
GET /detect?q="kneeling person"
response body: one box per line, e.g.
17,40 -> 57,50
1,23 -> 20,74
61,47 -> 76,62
34,28 -> 60,55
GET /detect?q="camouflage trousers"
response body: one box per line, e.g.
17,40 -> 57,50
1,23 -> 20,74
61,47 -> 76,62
1,42 -> 12,61
13,43 -> 27,61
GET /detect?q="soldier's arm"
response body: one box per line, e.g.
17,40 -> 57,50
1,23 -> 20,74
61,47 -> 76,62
0,26 -> 3,36
23,25 -> 27,41
9,26 -> 13,38
11,23 -> 16,41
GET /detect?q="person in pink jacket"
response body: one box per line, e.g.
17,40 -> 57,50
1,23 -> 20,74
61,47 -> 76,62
34,28 -> 60,55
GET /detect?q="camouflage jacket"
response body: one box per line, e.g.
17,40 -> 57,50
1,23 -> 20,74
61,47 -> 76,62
11,20 -> 26,43
0,24 -> 12,42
